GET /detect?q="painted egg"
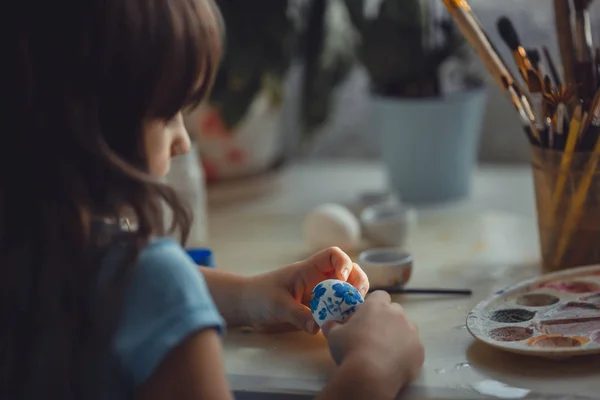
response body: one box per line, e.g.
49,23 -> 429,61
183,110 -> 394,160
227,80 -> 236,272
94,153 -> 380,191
310,279 -> 364,328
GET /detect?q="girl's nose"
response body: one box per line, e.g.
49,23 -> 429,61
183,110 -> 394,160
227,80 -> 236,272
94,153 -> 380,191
171,117 -> 192,157
177,128 -> 192,155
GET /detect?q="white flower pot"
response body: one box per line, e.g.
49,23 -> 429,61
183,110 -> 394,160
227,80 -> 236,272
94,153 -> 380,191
371,87 -> 487,205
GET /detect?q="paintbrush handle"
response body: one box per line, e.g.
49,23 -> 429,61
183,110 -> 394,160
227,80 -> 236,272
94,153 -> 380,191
369,287 -> 473,296
443,0 -> 539,138
442,0 -> 520,92
551,106 -> 583,211
554,0 -> 578,88
401,288 -> 473,295
554,137 -> 600,266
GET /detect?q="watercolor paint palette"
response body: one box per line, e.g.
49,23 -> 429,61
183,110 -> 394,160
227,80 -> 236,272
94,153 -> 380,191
467,264 -> 600,358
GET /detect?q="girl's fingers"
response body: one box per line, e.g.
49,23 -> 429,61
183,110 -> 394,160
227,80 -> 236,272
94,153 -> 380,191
274,297 -> 318,334
306,247 -> 354,279
346,262 -> 369,297
365,290 -> 392,304
321,320 -> 342,338
303,248 -> 369,296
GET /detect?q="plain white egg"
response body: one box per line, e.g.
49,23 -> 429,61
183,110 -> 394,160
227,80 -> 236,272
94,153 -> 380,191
303,203 -> 361,252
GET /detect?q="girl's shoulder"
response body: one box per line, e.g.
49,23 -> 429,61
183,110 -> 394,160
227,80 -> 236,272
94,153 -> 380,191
101,236 -> 196,283
109,236 -> 225,387
137,236 -> 195,275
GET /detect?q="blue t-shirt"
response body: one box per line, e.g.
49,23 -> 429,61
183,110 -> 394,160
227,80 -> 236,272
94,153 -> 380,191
105,237 -> 225,398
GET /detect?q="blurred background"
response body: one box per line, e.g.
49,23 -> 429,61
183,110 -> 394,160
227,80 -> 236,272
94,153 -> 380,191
292,0 -> 600,163
186,0 -> 600,173
168,0 -> 600,243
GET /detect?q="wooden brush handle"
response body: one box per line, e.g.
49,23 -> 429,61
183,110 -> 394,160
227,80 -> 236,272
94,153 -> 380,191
554,0 -> 578,89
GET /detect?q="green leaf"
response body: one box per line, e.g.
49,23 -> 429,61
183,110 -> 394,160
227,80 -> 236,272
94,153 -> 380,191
341,0 -> 478,97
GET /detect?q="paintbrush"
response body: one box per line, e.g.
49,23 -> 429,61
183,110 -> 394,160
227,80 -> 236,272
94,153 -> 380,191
554,103 -> 568,149
543,75 -> 554,98
501,76 -> 541,144
579,111 -> 589,142
494,29 -> 547,121
527,76 -> 546,134
442,0 -> 542,143
528,49 -> 541,72
579,88 -> 600,151
543,46 -> 563,87
551,104 -> 583,213
544,84 -> 578,119
441,1 -> 528,96
582,89 -> 600,133
574,0 -> 593,64
596,48 -> 600,88
542,75 -> 554,110
496,16 -> 544,125
542,75 -> 555,143
513,83 -> 542,138
496,17 -> 534,85
573,0 -> 594,104
554,0 -> 578,90
554,133 -> 600,267
528,49 -> 548,81
368,287 -> 473,296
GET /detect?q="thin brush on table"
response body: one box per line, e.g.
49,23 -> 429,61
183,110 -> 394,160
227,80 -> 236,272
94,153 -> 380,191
369,287 -> 473,296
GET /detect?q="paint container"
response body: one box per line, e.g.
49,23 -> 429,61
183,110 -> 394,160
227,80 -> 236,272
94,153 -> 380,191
488,326 -> 534,342
186,248 -> 215,268
345,191 -> 400,217
360,202 -> 416,247
358,248 -> 413,288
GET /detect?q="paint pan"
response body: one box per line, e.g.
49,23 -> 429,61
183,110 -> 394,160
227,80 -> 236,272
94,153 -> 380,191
538,280 -> 600,293
488,326 -> 534,342
467,264 -> 600,358
579,293 -> 600,303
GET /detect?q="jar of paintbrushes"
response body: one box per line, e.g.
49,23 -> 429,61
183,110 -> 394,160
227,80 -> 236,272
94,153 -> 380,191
531,143 -> 600,273
441,0 -> 599,273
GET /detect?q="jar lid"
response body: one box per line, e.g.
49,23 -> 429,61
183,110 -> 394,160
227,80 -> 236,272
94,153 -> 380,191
358,248 -> 413,268
186,248 -> 215,268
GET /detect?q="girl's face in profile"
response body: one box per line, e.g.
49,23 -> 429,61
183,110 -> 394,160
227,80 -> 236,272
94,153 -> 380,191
143,112 -> 191,177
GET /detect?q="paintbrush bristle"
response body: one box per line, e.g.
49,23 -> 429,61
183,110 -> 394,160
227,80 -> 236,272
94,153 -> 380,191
497,16 -> 521,51
544,75 -> 553,93
544,85 -> 578,107
528,49 -> 541,68
526,70 -> 543,93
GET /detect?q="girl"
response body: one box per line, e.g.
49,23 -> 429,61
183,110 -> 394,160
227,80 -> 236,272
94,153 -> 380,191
2,0 -> 424,399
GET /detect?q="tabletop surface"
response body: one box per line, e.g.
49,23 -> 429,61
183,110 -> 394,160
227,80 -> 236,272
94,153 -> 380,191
205,161 -> 600,399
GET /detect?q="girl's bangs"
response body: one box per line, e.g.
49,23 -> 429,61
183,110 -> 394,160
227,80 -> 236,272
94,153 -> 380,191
147,0 -> 223,119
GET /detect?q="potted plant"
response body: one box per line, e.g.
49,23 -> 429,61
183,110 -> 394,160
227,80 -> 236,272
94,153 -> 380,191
186,0 -> 356,183
343,0 -> 486,204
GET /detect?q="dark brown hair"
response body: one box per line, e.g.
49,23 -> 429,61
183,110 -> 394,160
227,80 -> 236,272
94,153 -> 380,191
1,0 -> 222,398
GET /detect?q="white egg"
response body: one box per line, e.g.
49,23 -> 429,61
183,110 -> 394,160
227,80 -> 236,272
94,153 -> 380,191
310,279 -> 364,328
303,203 -> 361,253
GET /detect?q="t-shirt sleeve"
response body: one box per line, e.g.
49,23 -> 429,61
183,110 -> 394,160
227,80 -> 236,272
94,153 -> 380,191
112,238 -> 225,386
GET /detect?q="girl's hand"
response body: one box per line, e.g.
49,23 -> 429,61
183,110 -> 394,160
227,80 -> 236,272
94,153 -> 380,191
241,247 -> 369,334
320,291 -> 424,398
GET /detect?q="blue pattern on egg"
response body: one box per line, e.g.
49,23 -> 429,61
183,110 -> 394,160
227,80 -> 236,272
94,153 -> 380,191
310,279 -> 364,327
